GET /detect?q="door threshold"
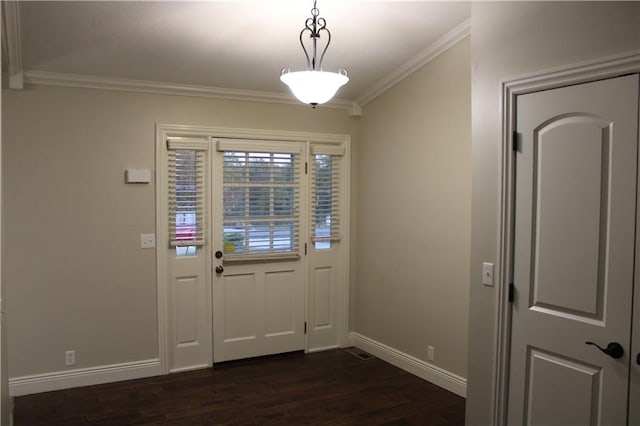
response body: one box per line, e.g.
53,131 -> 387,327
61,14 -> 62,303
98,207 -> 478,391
213,350 -> 305,368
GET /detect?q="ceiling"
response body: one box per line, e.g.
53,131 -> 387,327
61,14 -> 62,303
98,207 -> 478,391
4,1 -> 470,107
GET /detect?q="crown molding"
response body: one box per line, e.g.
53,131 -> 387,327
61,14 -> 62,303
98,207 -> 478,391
23,70 -> 355,110
20,18 -> 471,112
1,0 -> 24,89
356,18 -> 470,107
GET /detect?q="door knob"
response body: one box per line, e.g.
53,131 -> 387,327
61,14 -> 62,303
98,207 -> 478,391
585,341 -> 624,359
215,265 -> 224,274
215,250 -> 223,259
636,352 -> 640,366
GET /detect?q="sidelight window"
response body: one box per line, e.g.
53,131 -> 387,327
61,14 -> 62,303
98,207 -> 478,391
310,144 -> 343,249
167,138 -> 209,256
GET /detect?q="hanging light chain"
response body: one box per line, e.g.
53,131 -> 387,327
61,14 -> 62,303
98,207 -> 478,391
299,0 -> 331,71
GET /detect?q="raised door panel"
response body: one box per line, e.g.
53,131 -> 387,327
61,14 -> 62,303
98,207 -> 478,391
213,272 -> 265,362
263,267 -> 304,354
265,270 -> 296,337
221,274 -> 257,342
532,117 -> 609,321
312,267 -> 332,329
174,277 -> 198,345
169,254 -> 211,372
307,251 -> 342,351
525,349 -> 600,426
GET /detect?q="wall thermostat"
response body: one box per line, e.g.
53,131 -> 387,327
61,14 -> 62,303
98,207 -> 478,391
125,169 -> 151,184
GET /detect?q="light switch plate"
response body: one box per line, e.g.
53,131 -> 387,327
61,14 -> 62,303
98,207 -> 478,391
482,262 -> 494,286
140,233 -> 156,249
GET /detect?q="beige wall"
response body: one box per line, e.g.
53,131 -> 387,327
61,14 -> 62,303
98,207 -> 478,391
355,38 -> 471,377
467,2 -> 640,425
1,85 -> 358,377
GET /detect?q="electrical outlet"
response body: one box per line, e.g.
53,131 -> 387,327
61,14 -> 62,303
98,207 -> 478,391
65,350 -> 76,366
427,345 -> 435,362
140,233 -> 156,249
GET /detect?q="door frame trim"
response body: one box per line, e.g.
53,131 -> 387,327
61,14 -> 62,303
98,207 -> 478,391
155,124 -> 351,374
494,50 -> 640,426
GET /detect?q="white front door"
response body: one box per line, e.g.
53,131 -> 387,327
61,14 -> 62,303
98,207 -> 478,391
211,140 -> 306,362
508,75 -> 639,425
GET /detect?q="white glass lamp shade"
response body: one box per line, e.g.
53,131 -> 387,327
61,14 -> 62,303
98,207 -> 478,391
280,70 -> 349,105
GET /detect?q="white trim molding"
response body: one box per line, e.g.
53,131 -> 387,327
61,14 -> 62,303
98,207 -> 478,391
349,332 -> 466,398
356,18 -> 470,106
156,123 -> 352,145
156,124 -> 352,373
9,359 -> 161,396
23,70 -> 354,110
1,0 -> 24,89
493,49 -> 640,426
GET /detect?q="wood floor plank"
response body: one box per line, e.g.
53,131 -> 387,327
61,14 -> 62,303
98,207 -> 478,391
13,349 -> 465,425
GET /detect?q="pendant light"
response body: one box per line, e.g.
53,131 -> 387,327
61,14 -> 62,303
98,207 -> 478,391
280,0 -> 348,107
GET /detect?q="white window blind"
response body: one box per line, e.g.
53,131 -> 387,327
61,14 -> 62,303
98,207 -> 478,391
217,140 -> 302,260
167,138 -> 209,247
310,144 -> 344,246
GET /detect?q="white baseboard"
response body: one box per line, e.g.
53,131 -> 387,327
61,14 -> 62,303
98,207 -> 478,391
9,358 -> 162,396
7,339 -> 466,397
349,332 -> 467,398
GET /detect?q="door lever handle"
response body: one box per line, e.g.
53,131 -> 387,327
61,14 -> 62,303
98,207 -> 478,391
585,341 -> 624,359
636,352 -> 640,366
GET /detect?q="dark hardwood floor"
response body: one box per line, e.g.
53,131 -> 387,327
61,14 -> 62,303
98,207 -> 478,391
13,349 -> 465,425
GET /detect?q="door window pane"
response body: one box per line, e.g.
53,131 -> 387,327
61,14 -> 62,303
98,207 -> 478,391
222,151 -> 300,258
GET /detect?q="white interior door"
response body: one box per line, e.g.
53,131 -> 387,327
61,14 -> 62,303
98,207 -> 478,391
508,75 -> 639,425
632,158 -> 640,426
212,140 -> 306,362
632,274 -> 640,424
